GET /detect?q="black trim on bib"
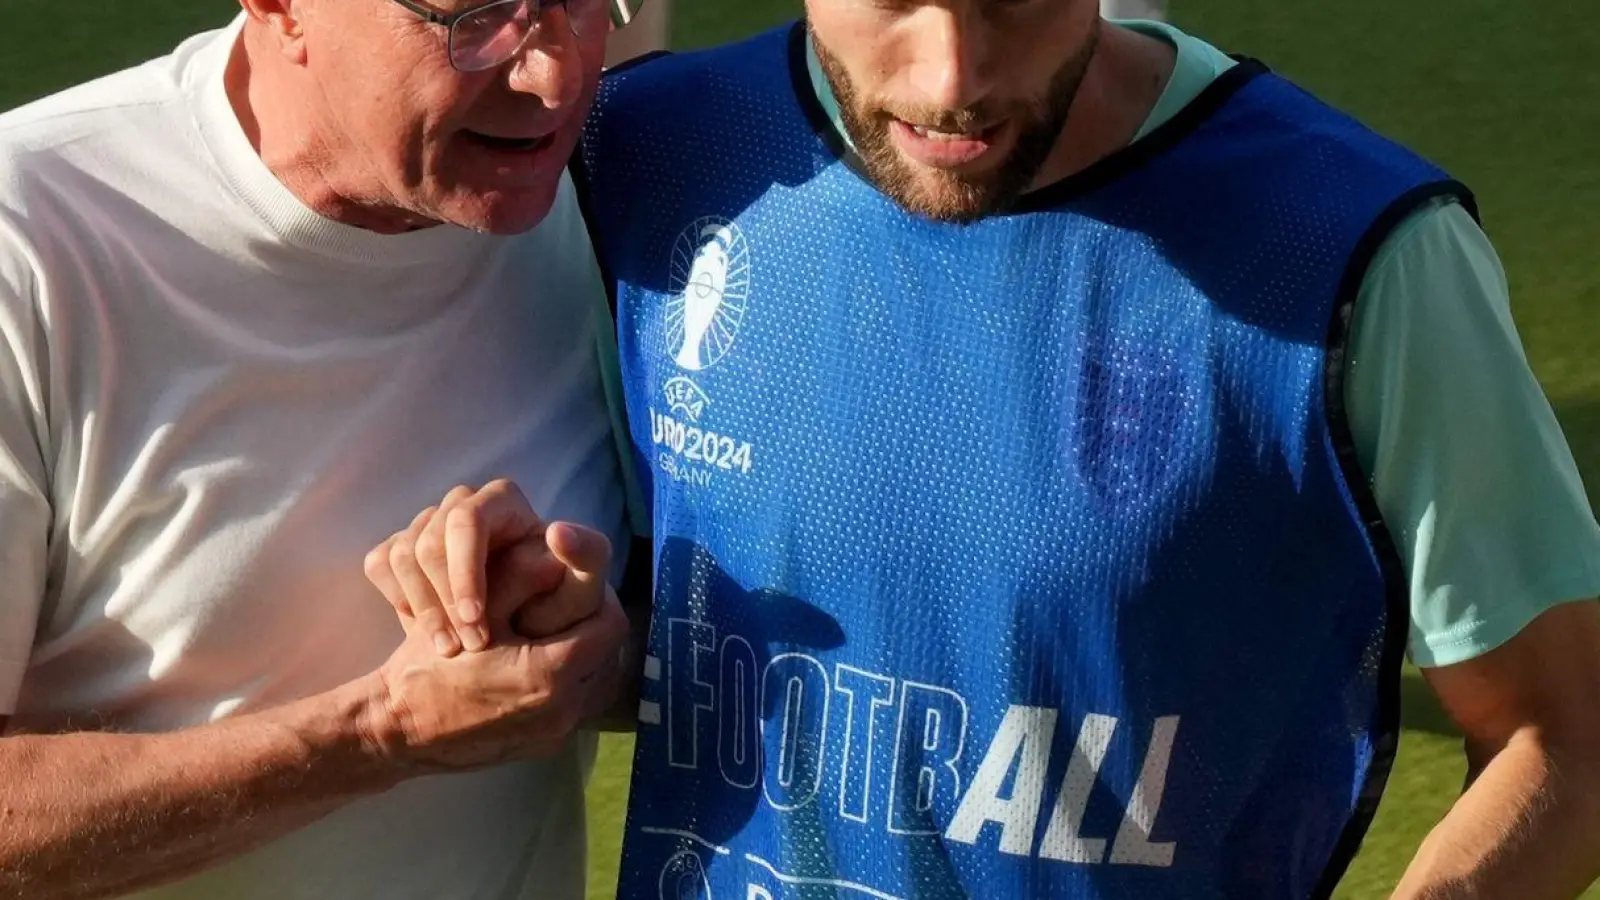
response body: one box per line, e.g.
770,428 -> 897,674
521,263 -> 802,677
787,22 -> 863,179
622,534 -> 655,602
565,150 -> 618,320
1311,179 -> 1479,900
1016,56 -> 1267,210
571,48 -> 677,319
603,48 -> 673,77
786,22 -> 1271,211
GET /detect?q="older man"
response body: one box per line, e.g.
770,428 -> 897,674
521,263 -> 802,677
0,0 -> 644,897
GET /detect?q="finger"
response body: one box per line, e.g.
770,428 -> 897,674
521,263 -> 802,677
537,587 -> 628,687
510,578 -> 598,644
364,536 -> 414,621
390,510 -> 461,656
486,540 -> 567,631
545,522 -> 613,586
525,523 -> 612,641
369,507 -> 438,620
447,481 -> 544,637
417,487 -> 487,651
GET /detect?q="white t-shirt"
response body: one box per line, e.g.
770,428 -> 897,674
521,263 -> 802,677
0,15 -> 625,900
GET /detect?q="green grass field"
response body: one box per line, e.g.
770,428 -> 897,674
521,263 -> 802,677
3,1 -> 1595,898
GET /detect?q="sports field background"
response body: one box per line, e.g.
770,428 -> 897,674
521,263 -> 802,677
2,1 -> 1595,898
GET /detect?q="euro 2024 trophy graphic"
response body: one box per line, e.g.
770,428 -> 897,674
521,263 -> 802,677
667,219 -> 748,373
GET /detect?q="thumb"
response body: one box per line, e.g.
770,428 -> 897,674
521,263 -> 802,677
546,522 -> 612,584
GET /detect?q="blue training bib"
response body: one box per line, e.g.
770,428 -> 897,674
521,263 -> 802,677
577,23 -> 1473,900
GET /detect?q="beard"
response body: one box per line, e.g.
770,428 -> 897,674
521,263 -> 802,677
812,22 -> 1101,224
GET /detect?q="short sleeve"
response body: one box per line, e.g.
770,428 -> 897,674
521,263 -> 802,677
1344,198 -> 1600,668
0,220 -> 52,712
590,253 -> 652,543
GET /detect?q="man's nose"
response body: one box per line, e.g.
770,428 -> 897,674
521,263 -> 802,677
506,9 -> 584,108
904,7 -> 994,114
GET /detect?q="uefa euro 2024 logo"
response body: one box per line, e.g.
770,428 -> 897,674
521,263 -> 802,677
653,217 -> 757,483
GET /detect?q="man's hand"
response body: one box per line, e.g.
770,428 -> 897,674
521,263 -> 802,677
365,580 -> 627,772
363,480 -> 614,654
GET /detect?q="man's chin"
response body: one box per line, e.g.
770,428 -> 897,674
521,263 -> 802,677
870,164 -> 1012,225
437,185 -> 561,236
850,134 -> 1022,224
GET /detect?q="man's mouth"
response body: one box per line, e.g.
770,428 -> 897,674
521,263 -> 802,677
906,123 -> 1001,143
462,130 -> 554,153
890,119 -> 1007,169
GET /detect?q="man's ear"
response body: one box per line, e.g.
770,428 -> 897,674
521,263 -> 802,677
238,0 -> 311,66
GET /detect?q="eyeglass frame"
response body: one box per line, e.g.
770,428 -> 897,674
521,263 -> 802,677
386,0 -> 609,73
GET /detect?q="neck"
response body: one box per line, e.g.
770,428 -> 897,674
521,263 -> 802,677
230,23 -> 437,234
1027,21 -> 1177,191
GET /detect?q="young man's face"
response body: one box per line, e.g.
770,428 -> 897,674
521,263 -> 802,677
808,0 -> 1101,223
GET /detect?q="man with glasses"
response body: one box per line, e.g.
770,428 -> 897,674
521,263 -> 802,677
0,0 -> 649,897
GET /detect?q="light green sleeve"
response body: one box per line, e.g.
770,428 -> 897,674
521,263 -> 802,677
589,257 -> 653,541
1345,199 -> 1600,668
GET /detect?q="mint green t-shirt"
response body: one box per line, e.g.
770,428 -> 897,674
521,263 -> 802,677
799,21 -> 1600,667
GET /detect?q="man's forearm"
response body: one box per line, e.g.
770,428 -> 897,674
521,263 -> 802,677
0,675 -> 400,900
1393,731 -> 1600,899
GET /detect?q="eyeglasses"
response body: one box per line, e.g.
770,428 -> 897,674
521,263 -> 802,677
389,0 -> 648,72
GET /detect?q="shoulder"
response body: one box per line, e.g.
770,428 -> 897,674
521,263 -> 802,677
1345,198 -> 1600,667
1349,196 -> 1502,366
0,21 -> 213,146
0,24 -> 223,224
0,26 -> 230,312
1363,196 -> 1493,281
590,22 -> 799,121
0,26 -> 230,370
1210,66 -> 1463,201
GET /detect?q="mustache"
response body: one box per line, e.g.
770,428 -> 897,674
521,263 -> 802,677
875,107 -> 995,133
876,105 -> 998,132
869,96 -> 1050,134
